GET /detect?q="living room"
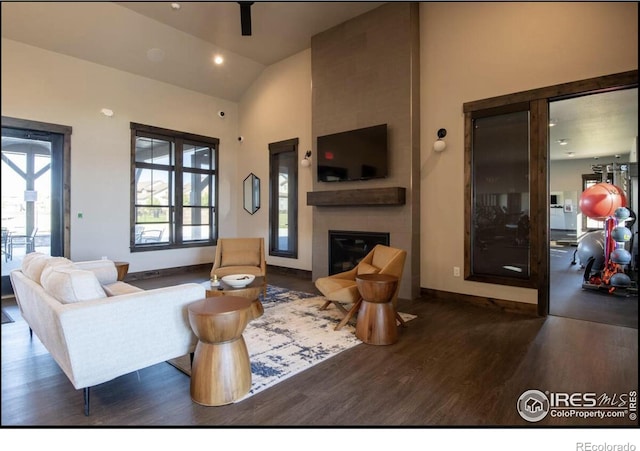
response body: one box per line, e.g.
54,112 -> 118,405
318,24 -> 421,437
1,0 -> 638,443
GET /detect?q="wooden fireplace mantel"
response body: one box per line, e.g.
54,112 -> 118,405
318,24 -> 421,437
306,187 -> 406,207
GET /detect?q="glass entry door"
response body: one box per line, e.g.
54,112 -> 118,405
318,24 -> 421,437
1,123 -> 66,296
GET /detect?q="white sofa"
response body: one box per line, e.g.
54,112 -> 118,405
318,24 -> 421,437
9,253 -> 206,415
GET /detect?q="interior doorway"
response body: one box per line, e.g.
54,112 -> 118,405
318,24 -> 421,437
548,89 -> 638,328
1,117 -> 71,296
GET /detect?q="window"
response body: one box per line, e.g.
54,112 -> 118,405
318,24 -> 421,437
468,105 -> 532,283
130,123 -> 218,251
269,138 -> 298,258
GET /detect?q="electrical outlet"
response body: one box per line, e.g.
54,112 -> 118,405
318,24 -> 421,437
453,266 -> 461,277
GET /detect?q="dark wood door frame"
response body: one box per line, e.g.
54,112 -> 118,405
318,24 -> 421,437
463,70 -> 638,316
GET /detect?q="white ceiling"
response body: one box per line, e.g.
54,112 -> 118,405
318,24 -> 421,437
1,1 -> 637,161
549,88 -> 637,162
1,1 -> 383,101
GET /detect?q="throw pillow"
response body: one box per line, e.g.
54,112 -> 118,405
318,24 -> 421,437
21,252 -> 48,281
41,267 -> 107,304
23,253 -> 73,284
73,260 -> 118,285
357,262 -> 380,275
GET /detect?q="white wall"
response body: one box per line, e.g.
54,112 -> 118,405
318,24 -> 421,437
238,49 -> 313,271
419,2 -> 638,304
1,38 -> 240,273
2,2 -> 638,302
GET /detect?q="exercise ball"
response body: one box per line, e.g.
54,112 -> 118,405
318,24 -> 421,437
611,226 -> 632,242
610,272 -> 631,288
579,183 -> 625,220
576,230 -> 605,270
610,248 -> 632,265
614,207 -> 631,221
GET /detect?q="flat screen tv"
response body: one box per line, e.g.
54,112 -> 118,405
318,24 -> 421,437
317,124 -> 388,182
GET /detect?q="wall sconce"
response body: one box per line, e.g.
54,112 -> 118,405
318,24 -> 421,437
301,150 -> 312,167
433,128 -> 447,152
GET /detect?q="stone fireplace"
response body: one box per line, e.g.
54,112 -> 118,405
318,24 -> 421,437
328,230 -> 390,275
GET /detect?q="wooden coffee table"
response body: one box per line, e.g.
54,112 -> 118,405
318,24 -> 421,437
202,276 -> 265,319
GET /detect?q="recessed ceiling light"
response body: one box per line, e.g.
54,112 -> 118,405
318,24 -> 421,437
213,55 -> 224,65
147,48 -> 165,63
549,119 -> 557,127
557,139 -> 568,146
566,152 -> 575,157
170,3 -> 181,10
100,108 -> 114,117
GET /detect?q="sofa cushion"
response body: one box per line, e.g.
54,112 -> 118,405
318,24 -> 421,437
41,267 -> 107,304
357,262 -> 380,275
22,253 -> 73,283
103,282 -> 144,296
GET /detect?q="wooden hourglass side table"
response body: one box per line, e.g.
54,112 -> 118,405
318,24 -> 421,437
187,296 -> 252,406
355,273 -> 400,345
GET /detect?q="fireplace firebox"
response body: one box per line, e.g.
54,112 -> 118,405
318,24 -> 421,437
328,230 -> 390,275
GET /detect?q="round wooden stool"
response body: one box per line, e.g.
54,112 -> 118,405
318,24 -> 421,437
188,296 -> 253,406
355,273 -> 399,345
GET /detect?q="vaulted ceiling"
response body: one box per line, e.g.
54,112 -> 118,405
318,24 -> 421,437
1,1 -> 384,101
2,2 -> 636,161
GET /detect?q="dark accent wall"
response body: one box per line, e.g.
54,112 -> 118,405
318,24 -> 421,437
310,2 -> 420,299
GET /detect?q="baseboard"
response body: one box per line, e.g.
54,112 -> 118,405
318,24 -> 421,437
125,263 -> 311,282
125,263 -> 211,281
420,287 -> 538,317
267,264 -> 312,280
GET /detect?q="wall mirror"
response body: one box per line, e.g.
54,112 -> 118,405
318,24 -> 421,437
243,173 -> 260,214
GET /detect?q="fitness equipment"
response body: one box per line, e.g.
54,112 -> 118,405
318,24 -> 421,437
610,272 -> 632,288
578,180 -> 637,295
611,226 -> 632,242
578,182 -> 625,220
610,248 -> 632,265
575,230 -> 605,271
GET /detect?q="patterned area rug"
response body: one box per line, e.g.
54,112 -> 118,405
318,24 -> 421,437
1,308 -> 14,324
167,285 -> 416,402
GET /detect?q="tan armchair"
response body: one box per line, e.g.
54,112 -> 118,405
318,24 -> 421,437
315,244 -> 407,330
211,237 -> 267,298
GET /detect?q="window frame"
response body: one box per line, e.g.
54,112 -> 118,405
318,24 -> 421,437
465,101 -> 539,289
130,122 -> 219,252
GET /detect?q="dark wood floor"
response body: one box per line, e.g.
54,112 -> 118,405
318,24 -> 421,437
1,268 -> 638,428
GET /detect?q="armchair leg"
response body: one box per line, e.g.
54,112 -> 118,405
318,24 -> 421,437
335,298 -> 362,331
84,387 -> 90,416
319,300 -> 331,310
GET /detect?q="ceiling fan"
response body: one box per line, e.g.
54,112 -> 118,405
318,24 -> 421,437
238,2 -> 254,36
